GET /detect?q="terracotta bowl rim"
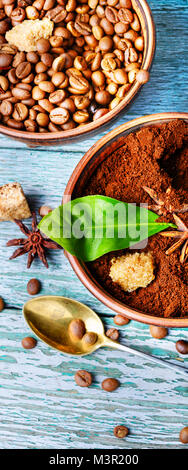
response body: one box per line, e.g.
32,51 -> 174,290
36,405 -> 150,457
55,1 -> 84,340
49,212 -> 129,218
0,0 -> 155,142
63,112 -> 188,327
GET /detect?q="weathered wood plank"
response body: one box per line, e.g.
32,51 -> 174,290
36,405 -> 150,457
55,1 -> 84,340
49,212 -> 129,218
0,0 -> 188,450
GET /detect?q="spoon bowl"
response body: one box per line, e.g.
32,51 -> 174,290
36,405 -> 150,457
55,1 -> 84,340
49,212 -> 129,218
23,295 -> 188,377
23,295 -> 108,356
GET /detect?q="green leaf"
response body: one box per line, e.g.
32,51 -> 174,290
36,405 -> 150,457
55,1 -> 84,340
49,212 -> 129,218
38,195 -> 176,262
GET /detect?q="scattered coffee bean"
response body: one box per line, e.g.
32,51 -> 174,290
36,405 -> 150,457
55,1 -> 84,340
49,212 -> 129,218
38,205 -> 52,217
114,425 -> 129,438
149,326 -> 168,339
106,328 -> 119,341
176,340 -> 188,355
179,427 -> 188,444
82,332 -> 98,346
68,318 -> 86,341
0,296 -> 4,311
21,336 -> 37,349
101,378 -> 120,392
27,278 -> 41,296
75,369 -> 92,387
113,315 -> 129,326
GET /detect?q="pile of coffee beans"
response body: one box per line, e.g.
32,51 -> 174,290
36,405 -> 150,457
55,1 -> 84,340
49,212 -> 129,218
0,0 -> 147,133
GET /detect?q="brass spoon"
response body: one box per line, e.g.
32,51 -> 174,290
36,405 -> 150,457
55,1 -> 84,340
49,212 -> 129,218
23,296 -> 188,376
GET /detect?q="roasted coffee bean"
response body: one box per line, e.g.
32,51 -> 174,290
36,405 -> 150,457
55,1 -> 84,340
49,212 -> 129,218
68,318 -> 86,340
149,325 -> 168,339
101,378 -> 120,392
32,85 -> 46,100
36,38 -> 50,54
27,278 -> 41,295
114,425 -> 129,438
73,110 -> 89,123
176,340 -> 188,355
49,89 -> 66,103
179,427 -> 188,444
118,8 -> 133,24
41,52 -> 53,68
24,119 -> 37,131
12,102 -> 28,120
0,99 -> 12,115
12,52 -> 25,68
69,75 -> 90,94
89,100 -> 100,114
21,336 -> 37,349
37,80 -> 54,93
11,6 -> 25,22
106,328 -> 119,341
82,332 -> 98,346
38,205 -> 52,217
8,68 -> 18,84
105,6 -> 119,23
38,98 -> 54,112
26,51 -> 39,64
0,52 -> 12,67
61,119 -> 76,130
0,19 -> 9,34
22,98 -> 35,106
74,370 -> 92,387
12,87 -> 31,100
37,112 -> 49,126
135,35 -> 144,51
136,69 -> 150,84
113,315 -> 129,325
0,296 -> 4,311
16,62 -> 32,79
92,70 -> 105,87
93,107 -> 109,120
7,118 -> 24,129
74,95 -> 90,110
60,97 -> 75,112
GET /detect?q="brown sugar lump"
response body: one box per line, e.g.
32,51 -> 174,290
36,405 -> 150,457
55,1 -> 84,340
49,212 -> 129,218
5,19 -> 54,53
109,252 -> 155,292
0,182 -> 31,221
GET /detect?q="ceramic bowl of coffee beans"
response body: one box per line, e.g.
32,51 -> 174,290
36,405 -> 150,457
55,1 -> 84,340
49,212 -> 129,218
64,112 -> 188,327
0,0 -> 155,146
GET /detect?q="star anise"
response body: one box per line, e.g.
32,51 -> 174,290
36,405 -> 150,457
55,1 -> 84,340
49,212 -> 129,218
6,212 -> 62,268
143,186 -> 188,216
161,214 -> 188,263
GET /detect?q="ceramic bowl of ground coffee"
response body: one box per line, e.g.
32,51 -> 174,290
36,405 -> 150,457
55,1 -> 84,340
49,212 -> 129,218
64,112 -> 188,327
0,0 -> 155,146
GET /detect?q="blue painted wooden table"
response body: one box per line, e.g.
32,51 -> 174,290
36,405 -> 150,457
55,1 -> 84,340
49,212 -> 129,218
0,0 -> 188,450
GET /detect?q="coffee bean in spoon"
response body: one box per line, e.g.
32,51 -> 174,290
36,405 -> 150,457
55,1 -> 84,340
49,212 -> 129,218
75,370 -> 92,387
82,332 -> 98,346
68,318 -> 86,341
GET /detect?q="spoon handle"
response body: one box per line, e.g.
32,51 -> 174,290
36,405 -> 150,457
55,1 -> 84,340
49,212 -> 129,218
103,338 -> 188,377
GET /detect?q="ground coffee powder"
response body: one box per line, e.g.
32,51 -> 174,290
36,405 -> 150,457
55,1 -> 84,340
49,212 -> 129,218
84,119 -> 188,318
